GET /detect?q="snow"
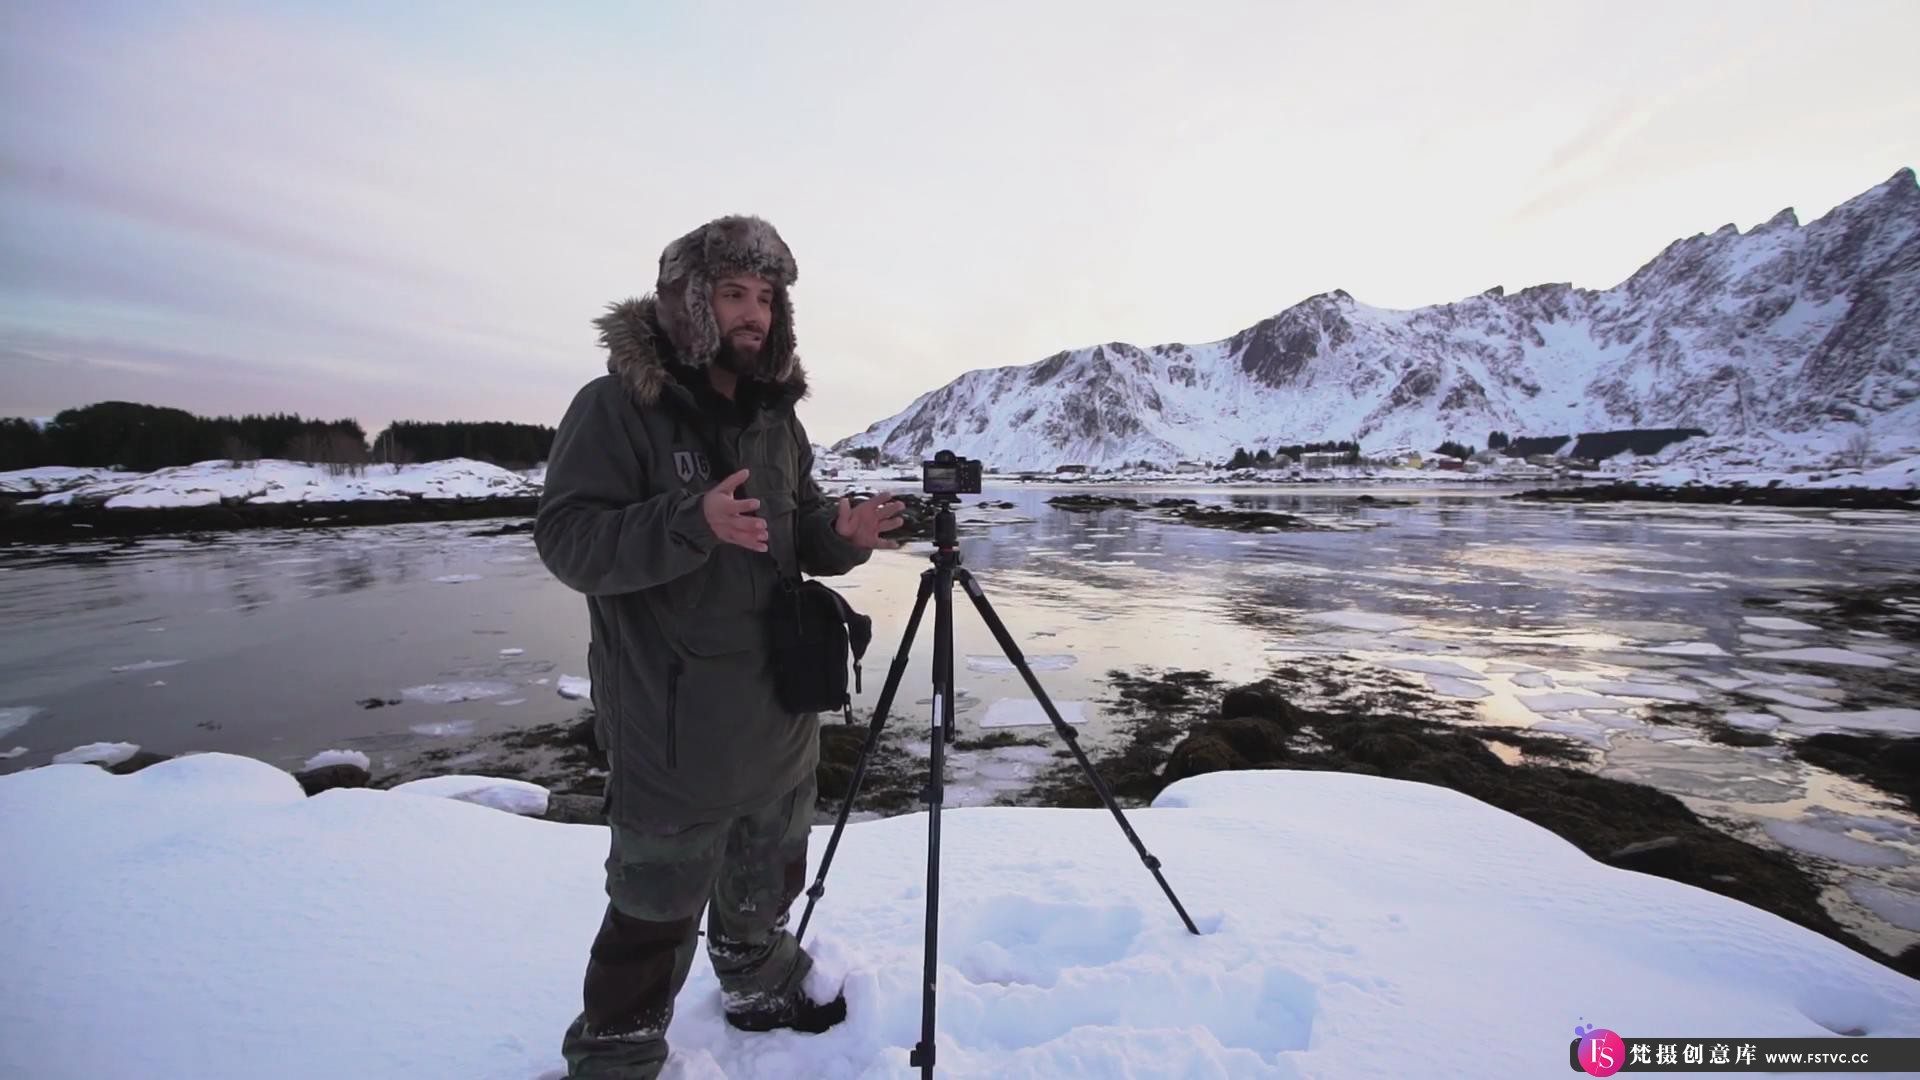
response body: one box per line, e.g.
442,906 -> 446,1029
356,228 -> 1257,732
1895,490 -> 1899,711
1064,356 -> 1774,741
1724,712 -> 1782,732
981,698 -> 1087,729
0,705 -> 42,739
389,775 -> 550,816
302,749 -> 372,772
4,757 -> 1917,1079
1746,647 -> 1897,669
0,746 -> 25,759
433,573 -> 483,584
1510,671 -> 1557,688
51,741 -> 141,766
110,658 -> 184,673
1744,616 -> 1821,632
17,457 -> 539,509
1301,610 -> 1418,633
557,675 -> 592,700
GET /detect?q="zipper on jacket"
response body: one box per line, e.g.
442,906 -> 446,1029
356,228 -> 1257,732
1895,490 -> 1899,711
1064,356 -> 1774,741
666,659 -> 683,769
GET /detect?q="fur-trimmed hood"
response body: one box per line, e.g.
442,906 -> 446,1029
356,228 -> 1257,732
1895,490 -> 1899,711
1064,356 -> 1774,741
594,214 -> 808,411
594,295 -> 809,412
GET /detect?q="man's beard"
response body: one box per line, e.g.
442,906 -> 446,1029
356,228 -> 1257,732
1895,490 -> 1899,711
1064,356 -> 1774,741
714,335 -> 764,376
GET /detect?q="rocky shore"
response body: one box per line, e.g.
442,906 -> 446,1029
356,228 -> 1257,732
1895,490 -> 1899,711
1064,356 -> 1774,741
0,495 -> 541,543
1509,482 -> 1920,511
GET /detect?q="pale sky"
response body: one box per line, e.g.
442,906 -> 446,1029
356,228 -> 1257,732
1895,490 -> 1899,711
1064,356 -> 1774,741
3,0 -> 1916,446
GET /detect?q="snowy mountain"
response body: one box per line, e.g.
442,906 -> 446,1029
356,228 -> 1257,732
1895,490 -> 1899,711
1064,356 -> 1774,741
834,169 -> 1920,472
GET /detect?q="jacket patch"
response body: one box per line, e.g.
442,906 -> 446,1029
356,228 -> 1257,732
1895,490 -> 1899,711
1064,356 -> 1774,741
672,450 -> 712,484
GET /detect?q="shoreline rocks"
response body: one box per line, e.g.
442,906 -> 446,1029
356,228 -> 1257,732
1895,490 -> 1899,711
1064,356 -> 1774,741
1509,482 -> 1919,512
0,495 -> 541,544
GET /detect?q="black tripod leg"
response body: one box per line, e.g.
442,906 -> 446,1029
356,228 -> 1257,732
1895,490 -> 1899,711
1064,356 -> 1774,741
954,567 -> 1202,936
795,568 -> 936,946
911,560 -> 956,1078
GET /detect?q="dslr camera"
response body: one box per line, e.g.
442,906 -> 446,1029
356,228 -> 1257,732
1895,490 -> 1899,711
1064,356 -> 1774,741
921,449 -> 982,496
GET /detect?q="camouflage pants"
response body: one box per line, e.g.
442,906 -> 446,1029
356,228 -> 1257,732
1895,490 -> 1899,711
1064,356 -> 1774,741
560,773 -> 817,1079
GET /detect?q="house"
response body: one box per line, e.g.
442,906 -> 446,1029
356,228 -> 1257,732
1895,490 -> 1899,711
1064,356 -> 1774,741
1055,464 -> 1089,474
1174,461 -> 1207,474
1300,452 -> 1344,470
1435,457 -> 1465,471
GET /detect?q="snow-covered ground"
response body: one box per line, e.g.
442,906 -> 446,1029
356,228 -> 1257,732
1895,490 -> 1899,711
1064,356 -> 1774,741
3,754 -> 1915,1079
18,458 -> 540,508
0,465 -> 141,497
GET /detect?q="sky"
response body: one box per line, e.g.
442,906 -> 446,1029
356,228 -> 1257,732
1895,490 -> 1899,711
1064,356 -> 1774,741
3,1 -> 1917,447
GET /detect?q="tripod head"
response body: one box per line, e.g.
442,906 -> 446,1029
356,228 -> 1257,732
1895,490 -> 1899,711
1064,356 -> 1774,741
928,495 -> 962,557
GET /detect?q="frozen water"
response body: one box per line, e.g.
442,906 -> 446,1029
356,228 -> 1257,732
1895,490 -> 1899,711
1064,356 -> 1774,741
556,676 -> 591,700
1583,681 -> 1703,703
1484,661 -> 1539,674
1379,658 -> 1481,679
1302,610 -> 1417,633
1723,712 -> 1781,732
1641,642 -> 1730,657
1748,647 -> 1896,669
110,659 -> 185,673
966,654 -> 1078,673
302,750 -> 372,772
1736,686 -> 1837,710
1519,692 -> 1635,714
1741,633 -> 1808,649
1767,706 -> 1920,736
407,721 -> 477,738
1425,675 -> 1491,699
52,742 -> 141,766
1762,821 -> 1909,868
0,706 -> 42,739
1532,717 -> 1612,748
1744,616 -> 1822,632
431,574 -> 482,584
389,775 -> 549,816
401,682 -> 515,705
982,698 -> 1087,729
1848,882 -> 1920,933
1732,667 -> 1839,688
499,648 -> 525,657
1510,672 -> 1557,689
1691,675 -> 1753,692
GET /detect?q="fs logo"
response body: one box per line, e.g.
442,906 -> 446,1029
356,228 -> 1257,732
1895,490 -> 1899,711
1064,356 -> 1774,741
672,450 -> 712,484
1574,1020 -> 1625,1077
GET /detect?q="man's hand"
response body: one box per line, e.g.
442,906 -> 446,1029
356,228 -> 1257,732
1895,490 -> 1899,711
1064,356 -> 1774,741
833,492 -> 907,550
702,469 -> 769,552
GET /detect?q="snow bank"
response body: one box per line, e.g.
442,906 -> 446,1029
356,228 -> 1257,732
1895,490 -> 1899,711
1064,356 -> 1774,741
3,757 -> 1916,1078
302,749 -> 372,772
20,457 -> 538,509
0,465 -> 140,497
389,775 -> 550,816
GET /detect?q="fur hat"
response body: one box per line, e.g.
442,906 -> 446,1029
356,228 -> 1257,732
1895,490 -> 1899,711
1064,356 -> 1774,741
654,214 -> 799,377
594,215 -> 807,407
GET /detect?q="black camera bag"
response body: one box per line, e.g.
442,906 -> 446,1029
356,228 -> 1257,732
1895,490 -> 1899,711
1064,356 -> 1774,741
768,574 -> 872,718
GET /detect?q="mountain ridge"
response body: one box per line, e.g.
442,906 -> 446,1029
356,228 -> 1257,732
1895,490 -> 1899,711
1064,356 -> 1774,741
833,168 -> 1919,471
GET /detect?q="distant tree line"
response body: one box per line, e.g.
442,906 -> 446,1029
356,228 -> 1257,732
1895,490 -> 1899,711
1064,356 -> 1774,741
1489,427 -> 1707,461
1226,440 -> 1361,468
368,420 -> 553,470
1,401 -> 554,473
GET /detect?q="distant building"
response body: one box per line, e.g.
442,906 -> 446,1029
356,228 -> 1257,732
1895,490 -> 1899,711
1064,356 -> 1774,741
1300,452 -> 1343,470
1174,461 -> 1207,473
1055,464 -> 1089,474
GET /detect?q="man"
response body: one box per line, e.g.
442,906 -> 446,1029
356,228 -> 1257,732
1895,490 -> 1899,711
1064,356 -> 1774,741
535,214 -> 904,1078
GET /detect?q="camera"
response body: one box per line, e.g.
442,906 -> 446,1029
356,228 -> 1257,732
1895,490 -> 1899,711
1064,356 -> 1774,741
921,449 -> 982,496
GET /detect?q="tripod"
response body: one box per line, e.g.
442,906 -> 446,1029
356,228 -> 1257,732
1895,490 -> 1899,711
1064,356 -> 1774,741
794,496 -> 1200,1078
